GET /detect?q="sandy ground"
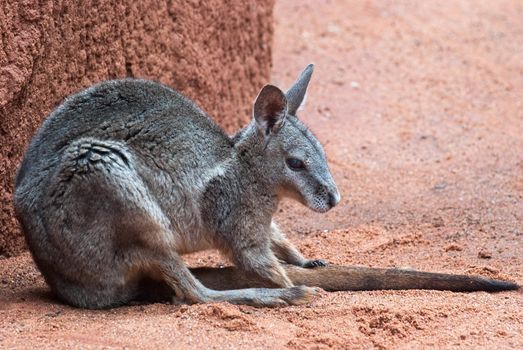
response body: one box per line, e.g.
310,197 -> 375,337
1,0 -> 523,348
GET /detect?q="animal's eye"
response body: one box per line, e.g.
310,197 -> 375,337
286,158 -> 306,171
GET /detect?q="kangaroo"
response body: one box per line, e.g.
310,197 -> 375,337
14,65 -> 518,309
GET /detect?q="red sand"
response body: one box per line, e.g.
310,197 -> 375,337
1,0 -> 522,348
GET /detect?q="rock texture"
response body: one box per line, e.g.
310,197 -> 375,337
0,0 -> 275,257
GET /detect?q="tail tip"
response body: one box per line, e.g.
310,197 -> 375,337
486,279 -> 520,292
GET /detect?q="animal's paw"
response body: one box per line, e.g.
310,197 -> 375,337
303,259 -> 329,268
246,286 -> 320,307
282,286 -> 320,305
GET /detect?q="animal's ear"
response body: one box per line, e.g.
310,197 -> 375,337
253,84 -> 288,138
286,64 -> 314,116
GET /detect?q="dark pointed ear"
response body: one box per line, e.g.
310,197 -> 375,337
253,84 -> 288,138
286,64 -> 314,116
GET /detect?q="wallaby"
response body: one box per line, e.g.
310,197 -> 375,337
14,65 -> 518,309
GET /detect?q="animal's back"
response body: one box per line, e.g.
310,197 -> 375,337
15,79 -> 230,195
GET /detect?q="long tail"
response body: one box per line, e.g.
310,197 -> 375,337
190,264 -> 519,292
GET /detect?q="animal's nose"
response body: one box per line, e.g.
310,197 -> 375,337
328,190 -> 341,207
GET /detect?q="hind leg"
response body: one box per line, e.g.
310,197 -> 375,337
41,138 -> 176,308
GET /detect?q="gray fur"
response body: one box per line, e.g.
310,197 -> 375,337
286,63 -> 314,116
14,65 -> 340,308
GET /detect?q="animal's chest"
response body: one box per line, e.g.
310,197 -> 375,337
138,156 -> 230,254
155,177 -> 214,254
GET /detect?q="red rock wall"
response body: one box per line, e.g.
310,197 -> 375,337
0,0 -> 275,257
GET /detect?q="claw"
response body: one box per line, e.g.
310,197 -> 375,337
303,259 -> 328,268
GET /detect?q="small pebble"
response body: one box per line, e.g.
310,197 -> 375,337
445,244 -> 463,252
327,24 -> 341,33
432,217 -> 445,227
478,251 -> 492,259
432,182 -> 448,191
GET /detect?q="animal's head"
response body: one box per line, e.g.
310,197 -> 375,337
251,64 -> 340,213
